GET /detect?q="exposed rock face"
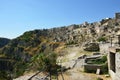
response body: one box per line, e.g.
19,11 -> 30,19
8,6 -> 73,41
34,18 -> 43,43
0,38 -> 10,48
0,17 -> 120,60
83,43 -> 100,51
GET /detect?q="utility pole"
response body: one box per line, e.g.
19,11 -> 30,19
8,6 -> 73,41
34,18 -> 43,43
60,56 -> 64,80
110,36 -> 113,47
117,35 -> 120,47
110,32 -> 115,47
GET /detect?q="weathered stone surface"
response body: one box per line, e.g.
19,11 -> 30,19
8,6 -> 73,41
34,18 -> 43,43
115,53 -> 120,80
96,77 -> 103,80
96,68 -> 100,75
84,43 -> 100,51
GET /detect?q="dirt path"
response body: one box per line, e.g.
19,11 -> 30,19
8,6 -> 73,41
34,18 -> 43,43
58,68 -> 111,80
57,46 -> 111,80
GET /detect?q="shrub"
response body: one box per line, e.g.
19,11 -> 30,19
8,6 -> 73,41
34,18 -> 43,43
66,41 -> 77,45
13,61 -> 28,78
21,31 -> 33,42
97,37 -> 107,42
91,56 -> 107,64
30,53 -> 58,73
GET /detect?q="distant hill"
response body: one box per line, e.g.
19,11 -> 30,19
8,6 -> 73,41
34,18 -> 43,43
0,38 -> 10,48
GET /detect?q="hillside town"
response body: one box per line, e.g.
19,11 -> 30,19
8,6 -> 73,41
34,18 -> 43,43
0,13 -> 120,80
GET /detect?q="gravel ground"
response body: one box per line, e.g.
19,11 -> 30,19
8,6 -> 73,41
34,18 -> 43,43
59,68 -> 111,80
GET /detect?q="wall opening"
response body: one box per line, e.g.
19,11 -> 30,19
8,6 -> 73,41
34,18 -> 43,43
110,52 -> 116,72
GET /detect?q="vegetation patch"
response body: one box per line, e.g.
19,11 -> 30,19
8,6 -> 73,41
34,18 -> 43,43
20,31 -> 33,42
84,55 -> 108,74
97,37 -> 107,42
90,56 -> 107,64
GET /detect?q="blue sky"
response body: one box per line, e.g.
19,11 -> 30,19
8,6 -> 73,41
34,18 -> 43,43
0,0 -> 120,39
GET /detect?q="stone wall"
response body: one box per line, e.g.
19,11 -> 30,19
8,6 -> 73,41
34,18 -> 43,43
115,13 -> 120,19
108,51 -> 116,80
84,64 -> 105,73
115,53 -> 120,80
99,43 -> 111,54
108,51 -> 120,80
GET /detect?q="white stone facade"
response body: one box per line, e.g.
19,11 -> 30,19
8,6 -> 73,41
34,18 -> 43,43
108,49 -> 120,80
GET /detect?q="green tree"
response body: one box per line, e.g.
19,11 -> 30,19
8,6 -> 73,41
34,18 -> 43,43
30,52 -> 58,80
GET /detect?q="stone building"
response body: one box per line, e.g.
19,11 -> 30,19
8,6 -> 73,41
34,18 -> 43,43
115,12 -> 120,22
108,34 -> 120,80
115,13 -> 120,19
108,47 -> 120,80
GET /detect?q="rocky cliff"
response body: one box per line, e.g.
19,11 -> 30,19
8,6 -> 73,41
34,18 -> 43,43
1,17 -> 120,63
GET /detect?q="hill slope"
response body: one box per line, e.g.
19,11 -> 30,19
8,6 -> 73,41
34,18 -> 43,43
0,38 -> 10,48
0,17 -> 120,79
1,17 -> 120,62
